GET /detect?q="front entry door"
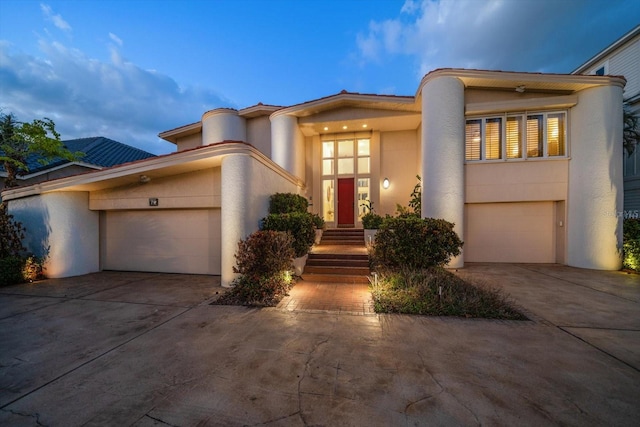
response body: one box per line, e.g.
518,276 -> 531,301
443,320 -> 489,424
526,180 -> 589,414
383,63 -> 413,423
337,178 -> 355,227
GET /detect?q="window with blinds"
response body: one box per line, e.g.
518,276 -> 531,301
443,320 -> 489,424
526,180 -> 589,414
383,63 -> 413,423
465,120 -> 481,160
506,116 -> 522,159
485,118 -> 502,160
465,111 -> 567,162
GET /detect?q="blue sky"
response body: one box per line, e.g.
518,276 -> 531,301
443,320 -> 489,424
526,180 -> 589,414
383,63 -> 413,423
1,0 -> 639,154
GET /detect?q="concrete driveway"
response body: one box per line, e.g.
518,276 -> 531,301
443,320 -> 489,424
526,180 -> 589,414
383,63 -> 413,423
0,265 -> 638,426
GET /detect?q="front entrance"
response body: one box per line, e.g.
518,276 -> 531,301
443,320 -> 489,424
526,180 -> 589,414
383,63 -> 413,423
337,178 -> 355,227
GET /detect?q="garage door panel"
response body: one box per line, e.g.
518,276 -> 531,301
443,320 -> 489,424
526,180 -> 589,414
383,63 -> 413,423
102,210 -> 220,275
466,202 -> 554,263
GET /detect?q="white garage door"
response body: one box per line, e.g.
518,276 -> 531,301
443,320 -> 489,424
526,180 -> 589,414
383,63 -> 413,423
102,209 -> 221,275
465,202 -> 555,263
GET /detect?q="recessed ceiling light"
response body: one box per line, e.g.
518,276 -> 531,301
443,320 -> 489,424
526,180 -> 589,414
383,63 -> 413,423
323,126 -> 329,131
362,124 -> 368,128
342,125 -> 348,130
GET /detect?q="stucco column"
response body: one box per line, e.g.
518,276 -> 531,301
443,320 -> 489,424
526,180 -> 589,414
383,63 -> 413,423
220,153 -> 253,287
270,113 -> 304,178
421,76 -> 465,268
202,108 -> 246,145
567,84 -> 624,269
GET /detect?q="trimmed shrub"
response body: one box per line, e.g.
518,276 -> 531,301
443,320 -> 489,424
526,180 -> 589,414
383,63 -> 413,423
23,256 -> 44,282
362,212 -> 384,229
372,216 -> 463,270
310,213 -> 326,230
623,218 -> 640,271
261,212 -> 316,257
269,193 -> 309,214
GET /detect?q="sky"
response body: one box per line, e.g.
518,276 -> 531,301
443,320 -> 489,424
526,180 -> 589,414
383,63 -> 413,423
1,0 -> 639,155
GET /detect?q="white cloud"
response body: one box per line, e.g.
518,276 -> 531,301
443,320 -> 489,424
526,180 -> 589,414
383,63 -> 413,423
355,0 -> 640,79
40,3 -> 72,33
0,38 -> 233,154
109,32 -> 123,47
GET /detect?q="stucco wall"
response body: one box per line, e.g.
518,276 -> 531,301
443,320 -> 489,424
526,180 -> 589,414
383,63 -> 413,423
176,133 -> 202,151
271,114 -> 306,179
568,84 -> 624,269
203,109 -> 247,145
379,130 -> 420,216
8,192 -> 99,278
465,160 -> 568,203
246,116 -> 272,158
90,168 -> 221,210
220,154 -> 302,286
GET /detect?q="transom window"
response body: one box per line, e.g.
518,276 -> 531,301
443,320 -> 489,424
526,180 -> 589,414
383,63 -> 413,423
465,111 -> 566,162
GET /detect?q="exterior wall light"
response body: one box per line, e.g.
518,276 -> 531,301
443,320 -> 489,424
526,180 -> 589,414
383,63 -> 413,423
382,178 -> 390,189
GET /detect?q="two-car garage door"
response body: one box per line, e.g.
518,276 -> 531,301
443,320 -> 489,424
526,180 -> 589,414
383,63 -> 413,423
101,209 -> 221,275
465,202 -> 559,263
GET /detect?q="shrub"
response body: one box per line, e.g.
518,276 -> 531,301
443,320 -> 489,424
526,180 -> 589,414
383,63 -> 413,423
408,175 -> 422,216
218,230 -> 296,306
23,256 -> 44,282
0,256 -> 25,286
269,193 -> 309,214
233,230 -> 294,278
0,203 -> 26,258
310,213 -> 326,230
261,212 -> 316,257
623,218 -> 640,271
362,212 -> 384,229
372,216 -> 463,270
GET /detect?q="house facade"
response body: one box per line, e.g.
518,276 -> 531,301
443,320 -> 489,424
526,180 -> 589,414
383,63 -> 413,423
3,69 -> 625,285
573,25 -> 640,212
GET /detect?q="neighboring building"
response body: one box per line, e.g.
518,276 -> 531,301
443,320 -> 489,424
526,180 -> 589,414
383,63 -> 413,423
2,69 -> 625,285
573,25 -> 640,213
0,136 -> 156,188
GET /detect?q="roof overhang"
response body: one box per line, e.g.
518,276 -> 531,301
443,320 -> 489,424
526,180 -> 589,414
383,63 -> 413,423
417,68 -> 627,98
2,142 -> 303,201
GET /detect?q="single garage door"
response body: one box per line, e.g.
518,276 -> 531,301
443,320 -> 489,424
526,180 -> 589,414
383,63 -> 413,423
465,202 -> 555,263
102,209 -> 221,275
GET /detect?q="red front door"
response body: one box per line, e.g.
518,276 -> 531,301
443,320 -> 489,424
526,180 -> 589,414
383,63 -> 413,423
337,178 -> 355,227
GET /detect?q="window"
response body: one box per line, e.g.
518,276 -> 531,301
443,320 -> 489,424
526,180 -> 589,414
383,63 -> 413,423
321,136 -> 371,223
465,111 -> 567,162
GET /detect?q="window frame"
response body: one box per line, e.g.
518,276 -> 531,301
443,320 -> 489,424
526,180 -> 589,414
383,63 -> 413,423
465,110 -> 568,163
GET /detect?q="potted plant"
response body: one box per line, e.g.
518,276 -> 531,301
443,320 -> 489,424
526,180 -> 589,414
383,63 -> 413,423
360,200 -> 383,247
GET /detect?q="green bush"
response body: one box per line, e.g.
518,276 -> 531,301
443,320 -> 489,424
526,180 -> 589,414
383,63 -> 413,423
623,218 -> 640,271
362,212 -> 384,229
372,216 -> 463,270
0,203 -> 26,258
0,256 -> 25,286
261,212 -> 316,257
269,193 -> 309,214
310,213 -> 326,230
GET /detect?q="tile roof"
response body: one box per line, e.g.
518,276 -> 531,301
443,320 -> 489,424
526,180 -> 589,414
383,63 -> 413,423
3,136 -> 156,176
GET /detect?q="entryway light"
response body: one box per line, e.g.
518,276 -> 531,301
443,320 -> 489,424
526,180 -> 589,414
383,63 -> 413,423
323,126 -> 329,131
383,178 -> 390,189
362,124 -> 368,128
342,125 -> 348,130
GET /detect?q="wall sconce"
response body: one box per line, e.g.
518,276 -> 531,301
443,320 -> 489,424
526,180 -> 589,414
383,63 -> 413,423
382,178 -> 390,189
139,175 -> 151,184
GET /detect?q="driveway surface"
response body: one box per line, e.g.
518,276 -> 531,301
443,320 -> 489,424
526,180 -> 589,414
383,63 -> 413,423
0,265 -> 638,426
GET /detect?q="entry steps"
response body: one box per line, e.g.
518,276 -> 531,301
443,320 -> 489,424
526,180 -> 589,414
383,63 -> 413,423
302,228 -> 370,284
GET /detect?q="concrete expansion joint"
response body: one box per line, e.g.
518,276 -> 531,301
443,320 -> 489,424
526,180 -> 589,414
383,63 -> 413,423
144,413 -> 179,426
296,336 -> 330,426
